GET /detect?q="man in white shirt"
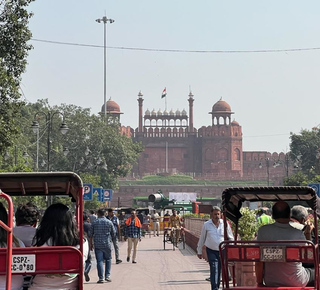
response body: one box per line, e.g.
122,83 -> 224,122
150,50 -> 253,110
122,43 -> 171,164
152,211 -> 160,237
197,206 -> 234,290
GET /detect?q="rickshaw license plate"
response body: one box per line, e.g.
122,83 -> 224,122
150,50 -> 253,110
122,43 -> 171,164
260,246 -> 285,262
11,255 -> 36,273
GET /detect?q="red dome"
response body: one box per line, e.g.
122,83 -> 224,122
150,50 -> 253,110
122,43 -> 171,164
212,98 -> 231,112
101,98 -> 123,114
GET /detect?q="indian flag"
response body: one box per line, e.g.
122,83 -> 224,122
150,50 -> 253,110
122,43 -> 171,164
161,87 -> 167,99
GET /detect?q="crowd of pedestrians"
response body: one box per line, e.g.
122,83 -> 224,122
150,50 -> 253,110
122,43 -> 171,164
0,202 -> 187,289
2,199 -> 315,289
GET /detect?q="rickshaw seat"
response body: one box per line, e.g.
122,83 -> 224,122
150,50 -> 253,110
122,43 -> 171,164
220,240 -> 318,290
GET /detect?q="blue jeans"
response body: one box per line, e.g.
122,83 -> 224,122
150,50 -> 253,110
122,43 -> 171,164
84,250 -> 92,274
206,247 -> 221,290
95,248 -> 112,280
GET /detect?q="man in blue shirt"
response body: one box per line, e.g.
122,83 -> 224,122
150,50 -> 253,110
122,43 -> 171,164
107,208 -> 122,264
124,210 -> 141,263
89,209 -> 115,284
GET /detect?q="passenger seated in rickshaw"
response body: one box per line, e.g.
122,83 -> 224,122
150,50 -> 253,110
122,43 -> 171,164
168,209 -> 182,246
256,201 -> 314,287
13,202 -> 39,247
30,203 -> 88,290
290,205 -> 314,241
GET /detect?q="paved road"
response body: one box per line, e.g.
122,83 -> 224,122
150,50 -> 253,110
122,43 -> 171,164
83,234 -> 211,290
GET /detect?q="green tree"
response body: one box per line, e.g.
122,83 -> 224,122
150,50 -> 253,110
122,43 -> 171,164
289,128 -> 320,178
4,100 -> 143,192
79,173 -> 103,210
283,171 -> 308,186
0,0 -> 34,154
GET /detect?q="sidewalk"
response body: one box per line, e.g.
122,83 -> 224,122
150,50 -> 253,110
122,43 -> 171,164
83,234 -> 211,290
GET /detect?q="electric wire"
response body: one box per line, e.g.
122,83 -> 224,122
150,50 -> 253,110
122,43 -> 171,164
31,38 -> 320,54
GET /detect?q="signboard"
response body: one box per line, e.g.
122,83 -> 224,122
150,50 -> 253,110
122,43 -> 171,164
104,189 -> 113,201
308,183 -> 320,197
93,187 -> 103,202
12,254 -> 36,273
83,183 -> 93,201
260,246 -> 286,262
169,192 -> 197,202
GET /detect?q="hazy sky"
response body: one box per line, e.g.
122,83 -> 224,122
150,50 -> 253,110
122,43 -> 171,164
21,1 -> 320,153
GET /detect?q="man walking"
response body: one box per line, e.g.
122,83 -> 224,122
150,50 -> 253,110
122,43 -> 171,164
197,206 -> 234,290
152,210 -> 160,237
88,210 -> 97,224
107,208 -> 122,264
83,211 -> 92,282
124,210 -> 141,264
89,209 -> 115,284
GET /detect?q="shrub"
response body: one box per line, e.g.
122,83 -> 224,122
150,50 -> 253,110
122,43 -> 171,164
237,207 -> 258,240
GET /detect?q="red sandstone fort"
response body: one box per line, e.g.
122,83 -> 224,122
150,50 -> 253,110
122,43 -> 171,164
102,92 -> 291,186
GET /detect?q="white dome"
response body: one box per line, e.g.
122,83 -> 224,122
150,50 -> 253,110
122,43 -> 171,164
157,109 -> 163,115
182,109 -> 187,116
145,109 -> 150,115
169,109 -> 175,115
151,108 -> 157,116
175,109 -> 181,116
163,109 -> 169,115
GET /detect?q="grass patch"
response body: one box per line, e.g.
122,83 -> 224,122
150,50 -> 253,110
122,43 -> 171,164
120,174 -> 267,186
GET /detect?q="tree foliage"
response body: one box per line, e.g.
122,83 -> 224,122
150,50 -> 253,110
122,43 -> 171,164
0,0 -> 34,153
289,128 -> 320,178
283,171 -> 308,186
0,100 -> 143,196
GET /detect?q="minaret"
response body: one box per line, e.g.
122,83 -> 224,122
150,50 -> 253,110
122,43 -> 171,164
188,91 -> 194,132
137,91 -> 144,132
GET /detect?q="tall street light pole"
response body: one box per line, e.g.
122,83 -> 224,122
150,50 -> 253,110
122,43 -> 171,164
31,111 -> 68,207
259,157 -> 270,186
96,15 -> 115,122
266,157 -> 270,186
31,111 -> 69,171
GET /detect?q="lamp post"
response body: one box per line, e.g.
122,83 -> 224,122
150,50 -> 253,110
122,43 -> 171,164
31,111 -> 69,172
3,146 -> 29,167
96,15 -> 114,121
259,157 -> 270,186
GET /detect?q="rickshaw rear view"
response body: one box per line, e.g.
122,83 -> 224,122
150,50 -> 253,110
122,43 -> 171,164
0,172 -> 85,290
220,186 -> 319,290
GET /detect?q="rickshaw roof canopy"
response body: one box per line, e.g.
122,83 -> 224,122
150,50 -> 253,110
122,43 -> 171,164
0,172 -> 82,202
222,186 -> 317,224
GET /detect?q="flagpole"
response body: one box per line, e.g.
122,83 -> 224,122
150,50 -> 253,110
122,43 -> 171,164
165,95 -> 167,112
165,141 -> 168,173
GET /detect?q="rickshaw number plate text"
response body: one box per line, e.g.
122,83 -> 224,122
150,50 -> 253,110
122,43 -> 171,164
260,246 -> 285,262
11,255 -> 36,273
